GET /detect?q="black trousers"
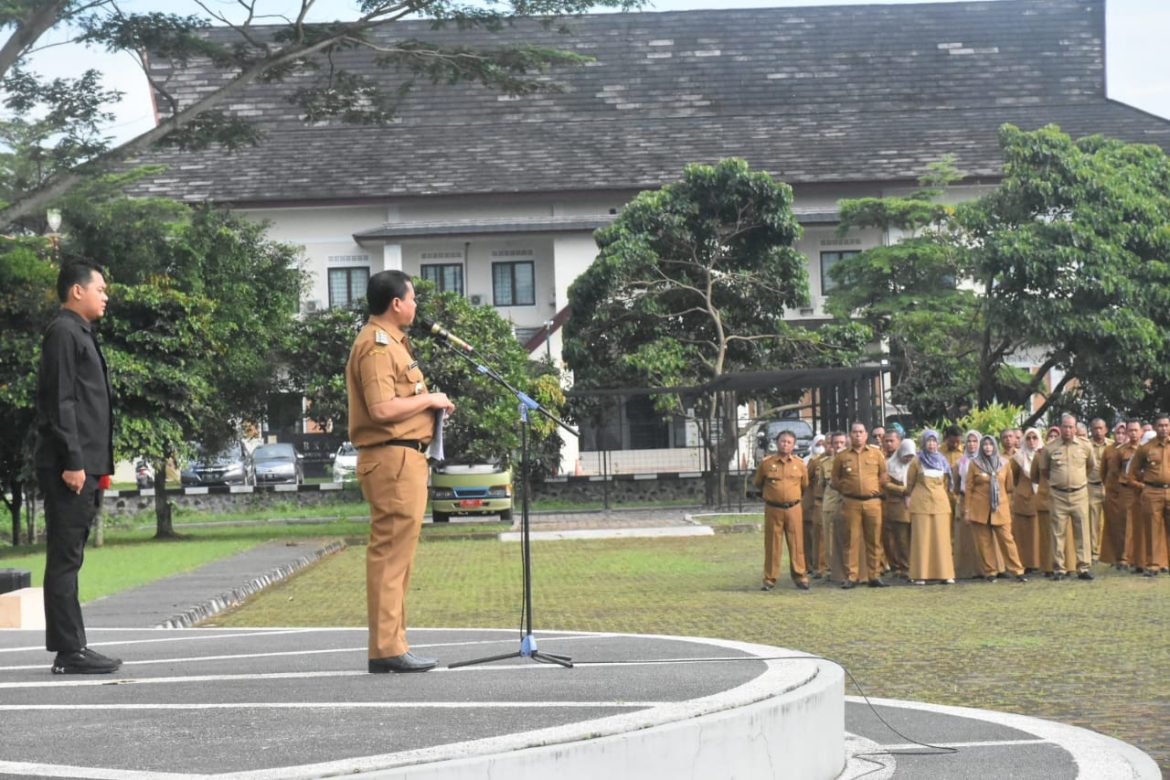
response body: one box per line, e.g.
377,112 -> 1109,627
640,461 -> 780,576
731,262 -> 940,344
39,470 -> 100,653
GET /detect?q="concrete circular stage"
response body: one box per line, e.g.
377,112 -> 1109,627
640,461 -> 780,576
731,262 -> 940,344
0,627 -> 1158,779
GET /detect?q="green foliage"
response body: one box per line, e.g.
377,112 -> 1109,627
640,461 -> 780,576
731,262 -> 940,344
922,403 -> 1026,441
282,280 -> 566,474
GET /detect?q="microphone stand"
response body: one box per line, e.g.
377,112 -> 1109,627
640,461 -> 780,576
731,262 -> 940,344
430,336 -> 579,669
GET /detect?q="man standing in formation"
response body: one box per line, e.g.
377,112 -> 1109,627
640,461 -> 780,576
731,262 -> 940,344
1127,415 -> 1170,577
1031,414 -> 1096,580
831,422 -> 888,589
346,270 -> 455,673
36,260 -> 121,675
1086,417 -> 1111,562
753,430 -> 810,591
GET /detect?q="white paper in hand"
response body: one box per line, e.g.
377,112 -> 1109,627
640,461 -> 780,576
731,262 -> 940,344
427,410 -> 445,462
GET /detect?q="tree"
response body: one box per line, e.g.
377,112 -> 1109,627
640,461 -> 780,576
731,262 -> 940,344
564,158 -> 868,505
58,196 -> 305,537
0,0 -> 644,228
830,127 -> 1170,427
0,237 -> 55,544
283,280 -> 565,474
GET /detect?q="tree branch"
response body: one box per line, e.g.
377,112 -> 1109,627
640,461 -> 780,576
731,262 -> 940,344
0,0 -> 74,81
1022,371 -> 1076,429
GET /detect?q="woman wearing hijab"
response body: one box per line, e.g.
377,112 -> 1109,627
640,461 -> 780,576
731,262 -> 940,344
953,430 -> 991,578
963,434 -> 1028,582
906,430 -> 955,584
1010,427 -> 1044,571
882,438 -> 916,579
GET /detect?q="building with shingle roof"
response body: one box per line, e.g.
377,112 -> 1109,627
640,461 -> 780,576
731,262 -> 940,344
128,0 -> 1169,462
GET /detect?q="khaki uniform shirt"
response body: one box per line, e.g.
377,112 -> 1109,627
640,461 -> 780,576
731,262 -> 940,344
753,454 -> 808,505
1031,438 -> 1095,491
810,453 -> 831,501
831,445 -> 888,498
1104,442 -> 1138,491
1128,437 -> 1170,487
346,322 -> 433,447
905,459 -> 951,516
1088,438 -> 1110,484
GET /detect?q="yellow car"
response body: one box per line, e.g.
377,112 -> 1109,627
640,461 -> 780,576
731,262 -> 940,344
429,464 -> 513,523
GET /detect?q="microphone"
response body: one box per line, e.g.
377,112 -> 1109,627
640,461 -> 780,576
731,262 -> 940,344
416,318 -> 476,353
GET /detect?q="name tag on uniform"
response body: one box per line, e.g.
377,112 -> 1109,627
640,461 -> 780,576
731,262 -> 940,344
375,331 -> 389,345
408,360 -> 419,370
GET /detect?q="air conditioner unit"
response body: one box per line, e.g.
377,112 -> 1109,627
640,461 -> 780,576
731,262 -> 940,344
798,307 -> 815,316
303,299 -> 320,313
470,294 -> 483,305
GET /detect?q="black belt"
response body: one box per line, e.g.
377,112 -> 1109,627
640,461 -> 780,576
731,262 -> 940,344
1050,484 -> 1085,493
1088,481 -> 1103,486
358,439 -> 427,452
766,499 -> 800,510
844,494 -> 882,501
1145,481 -> 1170,489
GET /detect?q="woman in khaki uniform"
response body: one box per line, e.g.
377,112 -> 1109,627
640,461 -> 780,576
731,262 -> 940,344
883,438 -> 915,578
953,430 -> 987,579
1009,428 -> 1043,571
963,435 -> 1028,582
906,430 -> 955,584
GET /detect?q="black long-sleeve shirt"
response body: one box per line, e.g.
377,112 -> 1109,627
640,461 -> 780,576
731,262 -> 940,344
35,309 -> 114,475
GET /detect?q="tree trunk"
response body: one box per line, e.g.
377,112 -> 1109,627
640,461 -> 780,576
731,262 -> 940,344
25,489 -> 35,545
154,456 -> 177,539
6,478 -> 21,546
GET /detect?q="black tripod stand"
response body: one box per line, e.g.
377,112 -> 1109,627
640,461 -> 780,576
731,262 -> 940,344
433,339 -> 578,669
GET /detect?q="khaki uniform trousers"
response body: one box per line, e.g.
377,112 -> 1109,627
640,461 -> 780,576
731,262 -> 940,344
1088,483 -> 1105,560
809,500 -> 825,575
841,497 -> 883,583
1050,487 -> 1091,573
763,505 -> 807,586
358,445 -> 429,659
972,521 -> 1025,577
823,492 -> 843,581
1137,487 -> 1170,572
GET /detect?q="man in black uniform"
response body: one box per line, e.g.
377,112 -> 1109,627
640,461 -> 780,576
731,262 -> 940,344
35,260 -> 121,675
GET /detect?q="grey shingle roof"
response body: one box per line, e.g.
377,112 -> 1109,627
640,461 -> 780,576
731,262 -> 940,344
127,0 -> 1170,203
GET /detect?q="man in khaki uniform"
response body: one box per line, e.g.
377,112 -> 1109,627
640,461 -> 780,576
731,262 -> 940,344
817,431 -> 848,581
753,430 -> 810,591
346,270 -> 455,673
1030,413 -> 1097,579
1127,415 -> 1170,577
831,421 -> 888,589
1086,418 -> 1111,561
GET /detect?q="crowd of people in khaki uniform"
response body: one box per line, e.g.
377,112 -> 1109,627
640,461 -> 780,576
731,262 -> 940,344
752,413 -> 1170,591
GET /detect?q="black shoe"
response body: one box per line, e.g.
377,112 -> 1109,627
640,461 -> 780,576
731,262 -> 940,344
811,572 -> 824,580
760,582 -> 774,591
1077,571 -> 1094,581
368,651 -> 438,674
1014,574 -> 1029,583
867,579 -> 887,588
51,647 -> 121,675
840,580 -> 856,590
1142,569 -> 1157,578
1052,572 -> 1068,581
983,575 -> 997,583
795,581 -> 810,591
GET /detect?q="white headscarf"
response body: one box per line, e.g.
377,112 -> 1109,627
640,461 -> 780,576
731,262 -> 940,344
1013,427 -> 1041,473
1141,430 -> 1157,445
805,434 -> 826,464
887,438 -> 917,483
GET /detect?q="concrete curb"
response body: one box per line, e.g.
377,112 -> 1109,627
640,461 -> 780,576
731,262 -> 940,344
155,540 -> 346,629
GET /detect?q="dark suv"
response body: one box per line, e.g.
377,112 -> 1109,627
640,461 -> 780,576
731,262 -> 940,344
752,419 -> 816,466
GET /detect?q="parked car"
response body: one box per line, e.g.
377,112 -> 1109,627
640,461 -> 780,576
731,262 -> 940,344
134,458 -> 154,489
752,418 -> 817,466
252,442 -> 304,485
180,443 -> 253,487
332,442 -> 358,483
429,464 -> 512,523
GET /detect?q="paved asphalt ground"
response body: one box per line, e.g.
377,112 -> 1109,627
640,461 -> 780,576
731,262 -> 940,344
0,525 -> 1159,779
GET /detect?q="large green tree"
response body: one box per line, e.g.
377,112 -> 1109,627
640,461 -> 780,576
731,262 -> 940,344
0,0 -> 644,228
564,158 -> 868,504
829,126 -> 1170,426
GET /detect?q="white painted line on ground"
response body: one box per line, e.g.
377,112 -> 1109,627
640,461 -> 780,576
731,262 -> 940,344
500,526 -> 714,542
882,738 -> 1050,750
0,701 -> 660,711
0,761 -> 196,780
846,696 -> 1161,780
0,628 -> 323,655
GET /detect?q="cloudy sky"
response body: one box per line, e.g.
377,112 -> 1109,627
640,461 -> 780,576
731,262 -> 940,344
19,0 -> 1170,143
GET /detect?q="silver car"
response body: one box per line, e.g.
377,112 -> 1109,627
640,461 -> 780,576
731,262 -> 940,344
252,443 -> 304,485
332,442 -> 358,483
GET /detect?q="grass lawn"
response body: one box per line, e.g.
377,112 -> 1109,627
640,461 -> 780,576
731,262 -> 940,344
207,528 -> 1170,773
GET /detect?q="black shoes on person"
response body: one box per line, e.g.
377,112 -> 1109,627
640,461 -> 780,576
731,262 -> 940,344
368,651 -> 438,674
51,647 -> 121,675
867,579 -> 887,588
